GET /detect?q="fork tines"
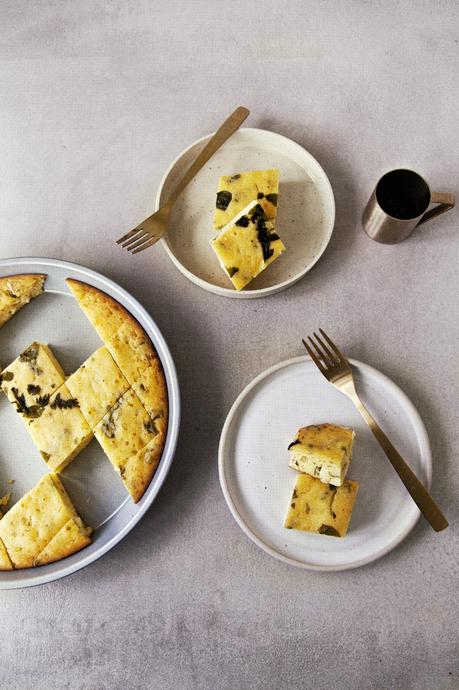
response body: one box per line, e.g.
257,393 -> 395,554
302,328 -> 347,374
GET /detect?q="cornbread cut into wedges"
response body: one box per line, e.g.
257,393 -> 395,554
211,200 -> 285,291
66,278 -> 130,342
284,474 -> 359,537
0,342 -> 65,417
0,274 -> 46,328
214,169 -> 279,230
288,424 -> 355,486
27,384 -> 93,472
67,278 -> 169,500
94,388 -> 161,501
0,536 -> 13,570
0,474 -> 92,569
66,346 -> 130,427
33,518 -> 91,567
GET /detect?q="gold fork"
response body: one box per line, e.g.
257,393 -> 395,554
303,328 -> 448,532
117,106 -> 250,254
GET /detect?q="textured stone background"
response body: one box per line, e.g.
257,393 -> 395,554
0,1 -> 458,689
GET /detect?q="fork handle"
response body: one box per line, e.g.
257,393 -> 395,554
354,398 -> 448,532
167,106 -> 250,206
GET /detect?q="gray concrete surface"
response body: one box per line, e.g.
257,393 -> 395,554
0,1 -> 458,688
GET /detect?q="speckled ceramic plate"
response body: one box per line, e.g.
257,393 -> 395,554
219,356 -> 432,570
0,257 -> 180,589
156,128 -> 335,298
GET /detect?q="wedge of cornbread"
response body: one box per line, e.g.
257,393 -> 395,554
211,200 -> 285,291
0,474 -> 92,568
214,169 -> 279,230
67,279 -> 169,501
0,535 -> 13,570
0,342 -> 66,418
0,274 -> 46,327
284,474 -> 359,537
288,424 -> 355,486
66,346 -> 130,427
94,388 -> 163,502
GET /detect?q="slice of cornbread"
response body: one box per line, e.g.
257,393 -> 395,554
33,518 -> 92,566
66,279 -> 130,342
0,274 -> 46,328
0,474 -> 92,569
284,474 -> 359,537
66,346 -> 129,427
0,342 -> 65,418
27,385 -> 93,472
106,318 -> 158,386
94,388 -> 159,497
211,200 -> 285,291
214,169 -> 279,230
288,424 -> 355,486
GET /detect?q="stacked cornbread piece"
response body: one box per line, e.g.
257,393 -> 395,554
284,424 -> 360,537
0,275 -> 168,569
210,169 -> 285,290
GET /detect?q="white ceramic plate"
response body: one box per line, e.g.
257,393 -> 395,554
0,257 -> 180,589
156,128 -> 335,298
219,356 -> 432,570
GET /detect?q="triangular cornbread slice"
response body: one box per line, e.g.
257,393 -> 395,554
66,279 -> 130,342
214,169 -> 279,230
0,536 -> 13,570
0,274 -> 46,327
105,318 -> 157,386
33,518 -> 91,566
0,474 -> 92,569
0,342 -> 65,416
66,346 -> 130,427
288,424 -> 355,486
284,474 -> 359,537
121,434 -> 165,503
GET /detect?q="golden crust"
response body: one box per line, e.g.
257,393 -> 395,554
66,278 -> 130,341
131,359 -> 168,422
0,274 -> 46,327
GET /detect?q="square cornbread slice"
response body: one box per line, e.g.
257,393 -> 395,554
27,385 -> 93,471
0,342 -> 66,419
284,474 -> 359,537
0,274 -> 46,328
214,169 -> 279,230
288,424 -> 355,486
66,346 -> 129,427
66,279 -> 129,342
94,388 -> 159,477
0,474 -> 92,569
131,359 -> 168,424
211,200 -> 285,291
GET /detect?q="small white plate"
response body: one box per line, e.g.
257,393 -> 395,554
0,257 -> 180,589
219,356 -> 432,570
156,128 -> 335,298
